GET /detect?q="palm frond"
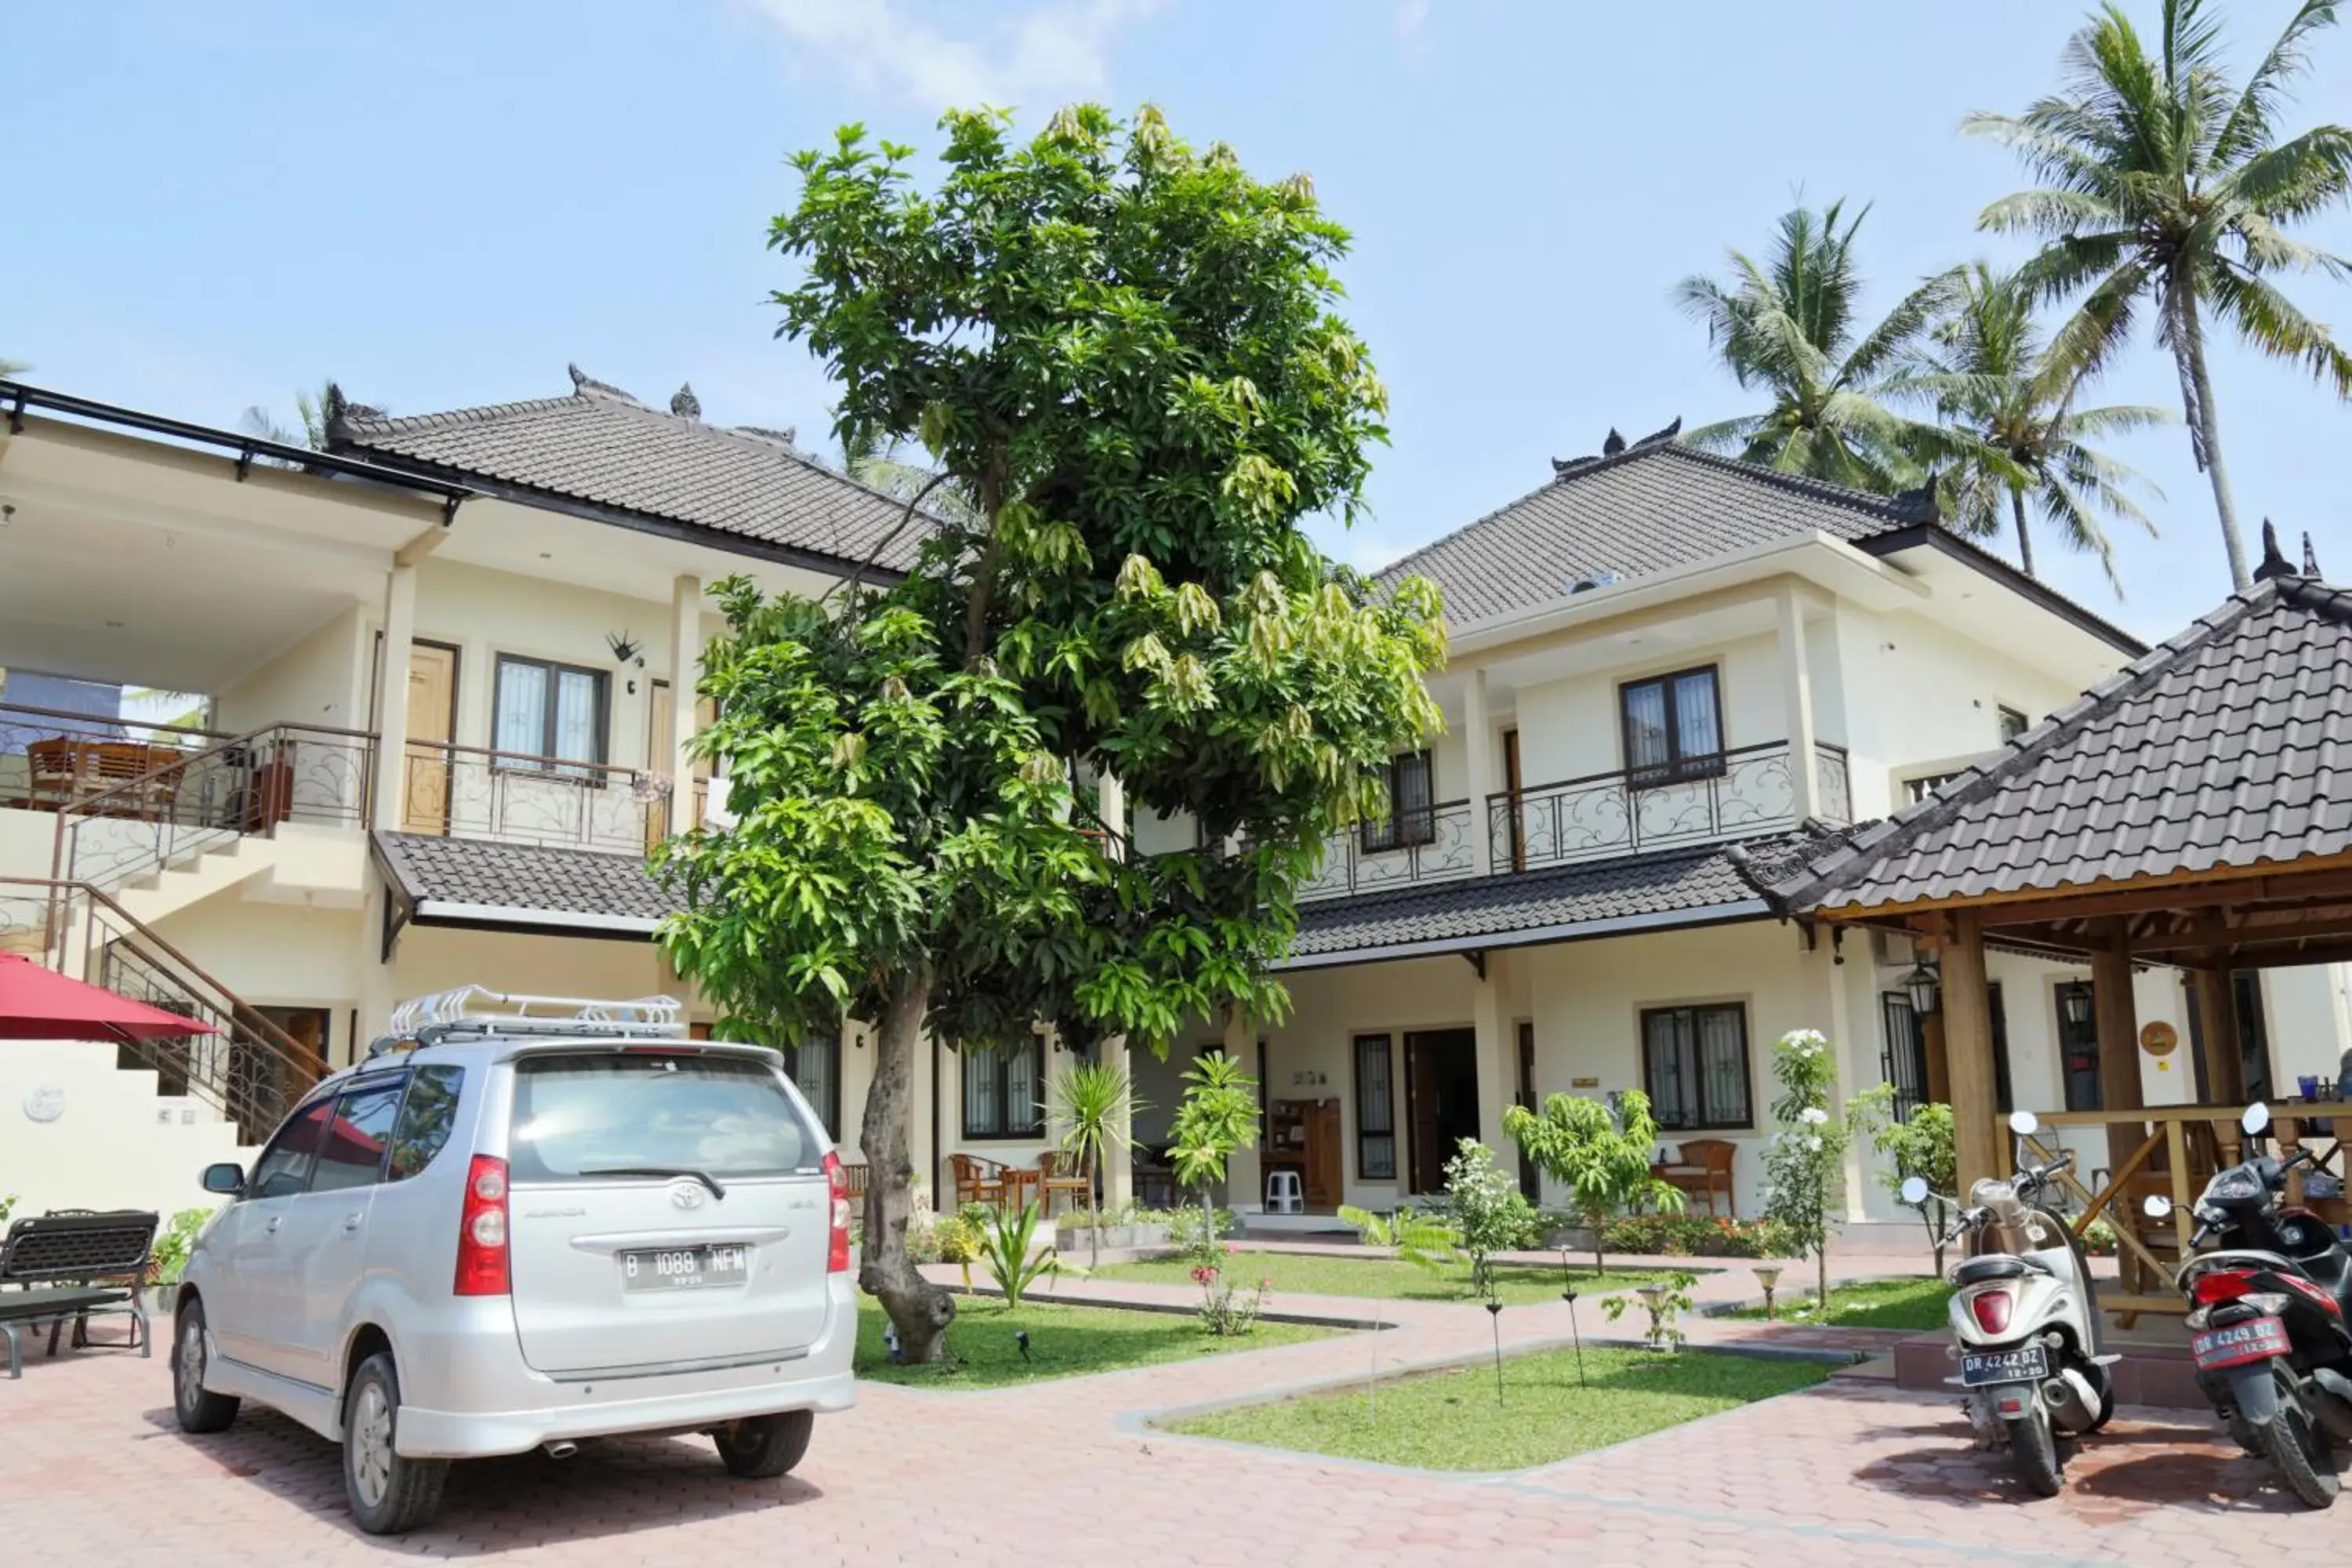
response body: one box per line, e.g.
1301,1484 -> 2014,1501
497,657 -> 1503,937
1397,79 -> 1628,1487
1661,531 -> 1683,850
2216,0 -> 2343,166
2205,262 -> 2352,394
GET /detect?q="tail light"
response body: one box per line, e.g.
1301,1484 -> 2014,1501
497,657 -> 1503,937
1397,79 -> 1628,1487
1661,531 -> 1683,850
823,1151 -> 852,1274
2193,1271 -> 2255,1308
1967,1287 -> 2014,1335
455,1154 -> 511,1296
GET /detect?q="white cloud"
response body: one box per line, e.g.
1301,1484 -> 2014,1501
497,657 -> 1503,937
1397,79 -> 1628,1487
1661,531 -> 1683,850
744,0 -> 1163,110
1394,0 -> 1430,42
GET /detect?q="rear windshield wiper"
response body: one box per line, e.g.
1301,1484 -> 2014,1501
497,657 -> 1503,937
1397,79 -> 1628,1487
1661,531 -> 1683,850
579,1166 -> 728,1200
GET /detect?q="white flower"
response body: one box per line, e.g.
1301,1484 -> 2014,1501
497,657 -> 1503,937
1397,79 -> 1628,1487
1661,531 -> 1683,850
1799,1107 -> 1829,1126
1804,1135 -> 1824,1152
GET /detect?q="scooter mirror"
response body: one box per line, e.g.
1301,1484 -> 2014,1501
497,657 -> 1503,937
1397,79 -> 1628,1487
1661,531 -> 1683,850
2143,1194 -> 2173,1219
1899,1176 -> 1930,1206
2008,1109 -> 2040,1136
2243,1102 -> 2272,1137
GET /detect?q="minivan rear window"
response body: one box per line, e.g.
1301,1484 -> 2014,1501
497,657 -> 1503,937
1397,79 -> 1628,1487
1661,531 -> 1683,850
507,1051 -> 817,1181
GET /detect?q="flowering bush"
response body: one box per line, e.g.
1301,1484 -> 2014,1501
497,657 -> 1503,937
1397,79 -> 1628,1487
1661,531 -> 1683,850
1441,1138 -> 1539,1298
1759,1028 -> 1848,1310
1191,1261 -> 1270,1335
1599,1212 -> 1784,1258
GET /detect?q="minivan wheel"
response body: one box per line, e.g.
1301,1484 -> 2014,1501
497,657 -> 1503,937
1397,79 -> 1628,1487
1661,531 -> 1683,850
343,1352 -> 450,1535
171,1298 -> 239,1434
713,1411 -> 813,1479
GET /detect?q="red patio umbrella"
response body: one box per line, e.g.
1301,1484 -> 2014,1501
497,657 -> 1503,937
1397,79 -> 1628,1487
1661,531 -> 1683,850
0,953 -> 215,1041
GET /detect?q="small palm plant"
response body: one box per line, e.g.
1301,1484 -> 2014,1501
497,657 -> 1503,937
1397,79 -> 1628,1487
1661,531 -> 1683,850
1047,1058 -> 1146,1270
975,1202 -> 1060,1311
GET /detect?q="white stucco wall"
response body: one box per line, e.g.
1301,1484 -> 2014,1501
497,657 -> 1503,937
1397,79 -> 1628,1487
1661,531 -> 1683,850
215,602 -> 369,734
0,1040 -> 248,1222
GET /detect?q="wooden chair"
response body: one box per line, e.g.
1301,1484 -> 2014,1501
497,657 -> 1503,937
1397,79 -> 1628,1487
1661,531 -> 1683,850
840,1163 -> 869,1200
25,739 -> 87,810
1652,1138 -> 1738,1218
949,1153 -> 1007,1209
1036,1150 -> 1091,1216
91,742 -> 183,820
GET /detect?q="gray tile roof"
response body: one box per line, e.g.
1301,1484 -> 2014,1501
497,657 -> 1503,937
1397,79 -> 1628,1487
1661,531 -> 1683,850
1376,437 -> 1935,626
1283,842 -> 1773,967
374,831 -> 681,929
328,367 -> 931,575
1744,574 -> 2352,916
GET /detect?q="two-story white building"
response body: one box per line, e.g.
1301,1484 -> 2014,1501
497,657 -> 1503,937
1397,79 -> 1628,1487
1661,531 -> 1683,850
5,380 -> 2343,1227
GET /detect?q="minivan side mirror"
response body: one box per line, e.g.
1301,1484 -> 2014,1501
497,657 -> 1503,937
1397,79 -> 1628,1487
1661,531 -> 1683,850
201,1162 -> 245,1196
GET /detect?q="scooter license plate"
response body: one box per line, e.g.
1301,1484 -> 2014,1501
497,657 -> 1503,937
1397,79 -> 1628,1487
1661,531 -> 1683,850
1959,1345 -> 2049,1386
2192,1316 -> 2291,1370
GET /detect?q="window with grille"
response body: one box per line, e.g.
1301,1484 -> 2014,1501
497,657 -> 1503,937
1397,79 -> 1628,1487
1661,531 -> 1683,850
1359,751 -> 1435,852
1355,1033 -> 1396,1180
788,1033 -> 842,1140
963,1039 -> 1044,1139
1640,1004 -> 1751,1130
1621,667 -> 1724,787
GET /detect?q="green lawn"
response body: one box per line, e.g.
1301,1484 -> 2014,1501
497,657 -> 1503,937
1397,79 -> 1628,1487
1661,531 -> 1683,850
855,1298 -> 1334,1388
1089,1250 -> 1680,1306
1724,1276 -> 1952,1330
1164,1345 -> 1829,1470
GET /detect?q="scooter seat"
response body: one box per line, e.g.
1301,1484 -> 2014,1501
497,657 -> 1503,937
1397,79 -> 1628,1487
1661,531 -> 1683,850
1954,1255 -> 2032,1285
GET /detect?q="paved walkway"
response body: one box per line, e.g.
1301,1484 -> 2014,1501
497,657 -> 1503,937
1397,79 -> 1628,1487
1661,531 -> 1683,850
0,1243 -> 2335,1566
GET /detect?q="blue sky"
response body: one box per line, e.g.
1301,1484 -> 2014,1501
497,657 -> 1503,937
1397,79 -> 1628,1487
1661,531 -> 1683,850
8,0 -> 2348,643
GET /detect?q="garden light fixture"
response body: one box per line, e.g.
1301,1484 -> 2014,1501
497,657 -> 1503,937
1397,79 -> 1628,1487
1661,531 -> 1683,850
1752,1264 -> 1783,1321
1903,959 -> 1941,1016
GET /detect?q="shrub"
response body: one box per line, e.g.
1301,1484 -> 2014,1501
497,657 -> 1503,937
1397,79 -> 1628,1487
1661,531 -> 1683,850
1189,1258 -> 1270,1335
1599,1212 -> 1780,1258
147,1207 -> 216,1286
977,1202 -> 1063,1310
1440,1139 -> 1538,1297
1601,1270 -> 1699,1353
1504,1089 -> 1682,1274
1168,1203 -> 1236,1266
1760,1029 -> 1849,1308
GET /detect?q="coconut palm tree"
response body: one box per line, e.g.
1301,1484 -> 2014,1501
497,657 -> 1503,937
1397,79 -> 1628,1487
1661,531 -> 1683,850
0,358 -> 28,379
1904,263 -> 2169,586
1675,201 -> 1976,493
1968,0 -> 2352,590
238,381 -> 336,450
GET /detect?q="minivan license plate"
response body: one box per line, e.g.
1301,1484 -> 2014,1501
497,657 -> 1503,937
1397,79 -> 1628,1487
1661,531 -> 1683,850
2192,1316 -> 2291,1370
1959,1345 -> 2049,1386
622,1243 -> 750,1292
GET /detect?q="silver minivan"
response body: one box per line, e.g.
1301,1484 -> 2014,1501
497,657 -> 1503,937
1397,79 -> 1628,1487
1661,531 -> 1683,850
170,989 -> 856,1534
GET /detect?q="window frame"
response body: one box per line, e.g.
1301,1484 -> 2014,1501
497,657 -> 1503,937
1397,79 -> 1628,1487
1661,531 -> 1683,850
1638,1001 -> 1753,1131
490,652 -> 612,774
961,1037 -> 1047,1141
787,1033 -> 844,1142
1359,750 -> 1436,854
1353,1033 -> 1398,1181
1617,665 -> 1727,789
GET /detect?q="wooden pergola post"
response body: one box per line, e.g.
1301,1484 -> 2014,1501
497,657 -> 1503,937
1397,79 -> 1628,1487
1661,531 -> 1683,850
2092,918 -> 2146,1294
2195,965 -> 2245,1105
1922,1013 -> 1951,1108
1942,911 -> 2001,1192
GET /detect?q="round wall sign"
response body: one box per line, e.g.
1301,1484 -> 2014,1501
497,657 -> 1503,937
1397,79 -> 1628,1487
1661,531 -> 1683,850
22,1083 -> 66,1123
2140,1021 -> 2180,1058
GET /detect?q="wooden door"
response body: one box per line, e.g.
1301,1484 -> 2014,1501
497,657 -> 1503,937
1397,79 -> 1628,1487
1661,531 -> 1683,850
401,643 -> 459,833
1304,1101 -> 1341,1209
1405,1036 -> 1443,1193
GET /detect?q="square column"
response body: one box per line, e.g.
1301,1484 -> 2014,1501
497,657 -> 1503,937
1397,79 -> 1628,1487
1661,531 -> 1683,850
1098,1032 -> 1134,1214
1223,1005 -> 1260,1216
1776,586 -> 1822,821
1462,668 -> 1496,877
668,574 -> 702,824
1942,913 -> 2001,1190
368,564 -> 417,829
1472,950 -> 1515,1160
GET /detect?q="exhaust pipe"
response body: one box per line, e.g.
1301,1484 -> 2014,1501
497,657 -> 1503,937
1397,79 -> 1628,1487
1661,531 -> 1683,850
542,1440 -> 579,1460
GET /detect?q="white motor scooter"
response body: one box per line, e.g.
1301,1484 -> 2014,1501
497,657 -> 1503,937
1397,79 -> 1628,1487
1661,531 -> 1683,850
1905,1109 -> 2117,1496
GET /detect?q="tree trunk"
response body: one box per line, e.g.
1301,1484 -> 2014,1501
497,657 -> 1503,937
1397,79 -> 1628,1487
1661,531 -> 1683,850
2009,488 -> 2035,579
858,970 -> 956,1362
2176,292 -> 2252,591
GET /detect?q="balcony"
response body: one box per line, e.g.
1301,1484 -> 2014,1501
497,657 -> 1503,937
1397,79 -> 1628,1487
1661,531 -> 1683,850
395,741 -> 671,856
1298,740 -> 1851,903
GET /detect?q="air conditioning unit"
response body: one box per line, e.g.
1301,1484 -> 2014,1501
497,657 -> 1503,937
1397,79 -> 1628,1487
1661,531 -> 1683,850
1867,927 -> 1918,969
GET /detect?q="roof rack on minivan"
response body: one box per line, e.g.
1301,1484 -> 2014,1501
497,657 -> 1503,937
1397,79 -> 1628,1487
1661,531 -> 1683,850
368,987 -> 687,1055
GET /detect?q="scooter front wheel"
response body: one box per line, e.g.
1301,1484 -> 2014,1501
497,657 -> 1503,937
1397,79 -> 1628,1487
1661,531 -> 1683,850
2005,1411 -> 2063,1497
2264,1405 -> 2341,1509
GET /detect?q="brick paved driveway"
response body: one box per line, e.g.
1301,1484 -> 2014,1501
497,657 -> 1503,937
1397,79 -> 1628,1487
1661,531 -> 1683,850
2,1257 -> 2340,1567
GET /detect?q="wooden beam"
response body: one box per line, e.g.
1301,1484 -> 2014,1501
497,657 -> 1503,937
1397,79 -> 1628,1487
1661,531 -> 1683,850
1944,910 -> 2001,1191
2133,912 -> 2352,956
2195,969 -> 2245,1106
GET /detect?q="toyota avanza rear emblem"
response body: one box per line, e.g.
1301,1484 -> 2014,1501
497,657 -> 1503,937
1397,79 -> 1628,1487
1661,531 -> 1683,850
670,1182 -> 706,1210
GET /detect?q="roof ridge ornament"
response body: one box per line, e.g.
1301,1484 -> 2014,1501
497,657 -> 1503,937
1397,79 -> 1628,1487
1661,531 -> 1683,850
670,383 -> 701,420
568,363 -> 642,404
2253,517 -> 2297,583
2305,532 -> 2323,579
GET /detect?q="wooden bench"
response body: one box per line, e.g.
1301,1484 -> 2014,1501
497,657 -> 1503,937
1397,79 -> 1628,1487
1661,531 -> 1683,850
0,1210 -> 159,1378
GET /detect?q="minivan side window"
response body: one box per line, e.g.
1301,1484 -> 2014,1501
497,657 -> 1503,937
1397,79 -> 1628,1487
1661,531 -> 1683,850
386,1065 -> 466,1183
308,1080 -> 407,1194
248,1098 -> 336,1199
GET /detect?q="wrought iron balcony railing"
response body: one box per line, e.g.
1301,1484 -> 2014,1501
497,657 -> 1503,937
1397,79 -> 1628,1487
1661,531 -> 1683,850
1295,739 -> 1852,903
397,740 -> 665,856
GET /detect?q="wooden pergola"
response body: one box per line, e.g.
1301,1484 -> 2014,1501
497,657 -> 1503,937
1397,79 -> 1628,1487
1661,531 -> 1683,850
1743,550 -> 2352,1318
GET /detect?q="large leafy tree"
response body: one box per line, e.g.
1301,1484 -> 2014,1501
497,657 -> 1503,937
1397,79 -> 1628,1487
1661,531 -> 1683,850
1904,263 -> 2168,584
658,105 -> 1443,1359
1675,201 -> 1971,492
1968,0 -> 2352,590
